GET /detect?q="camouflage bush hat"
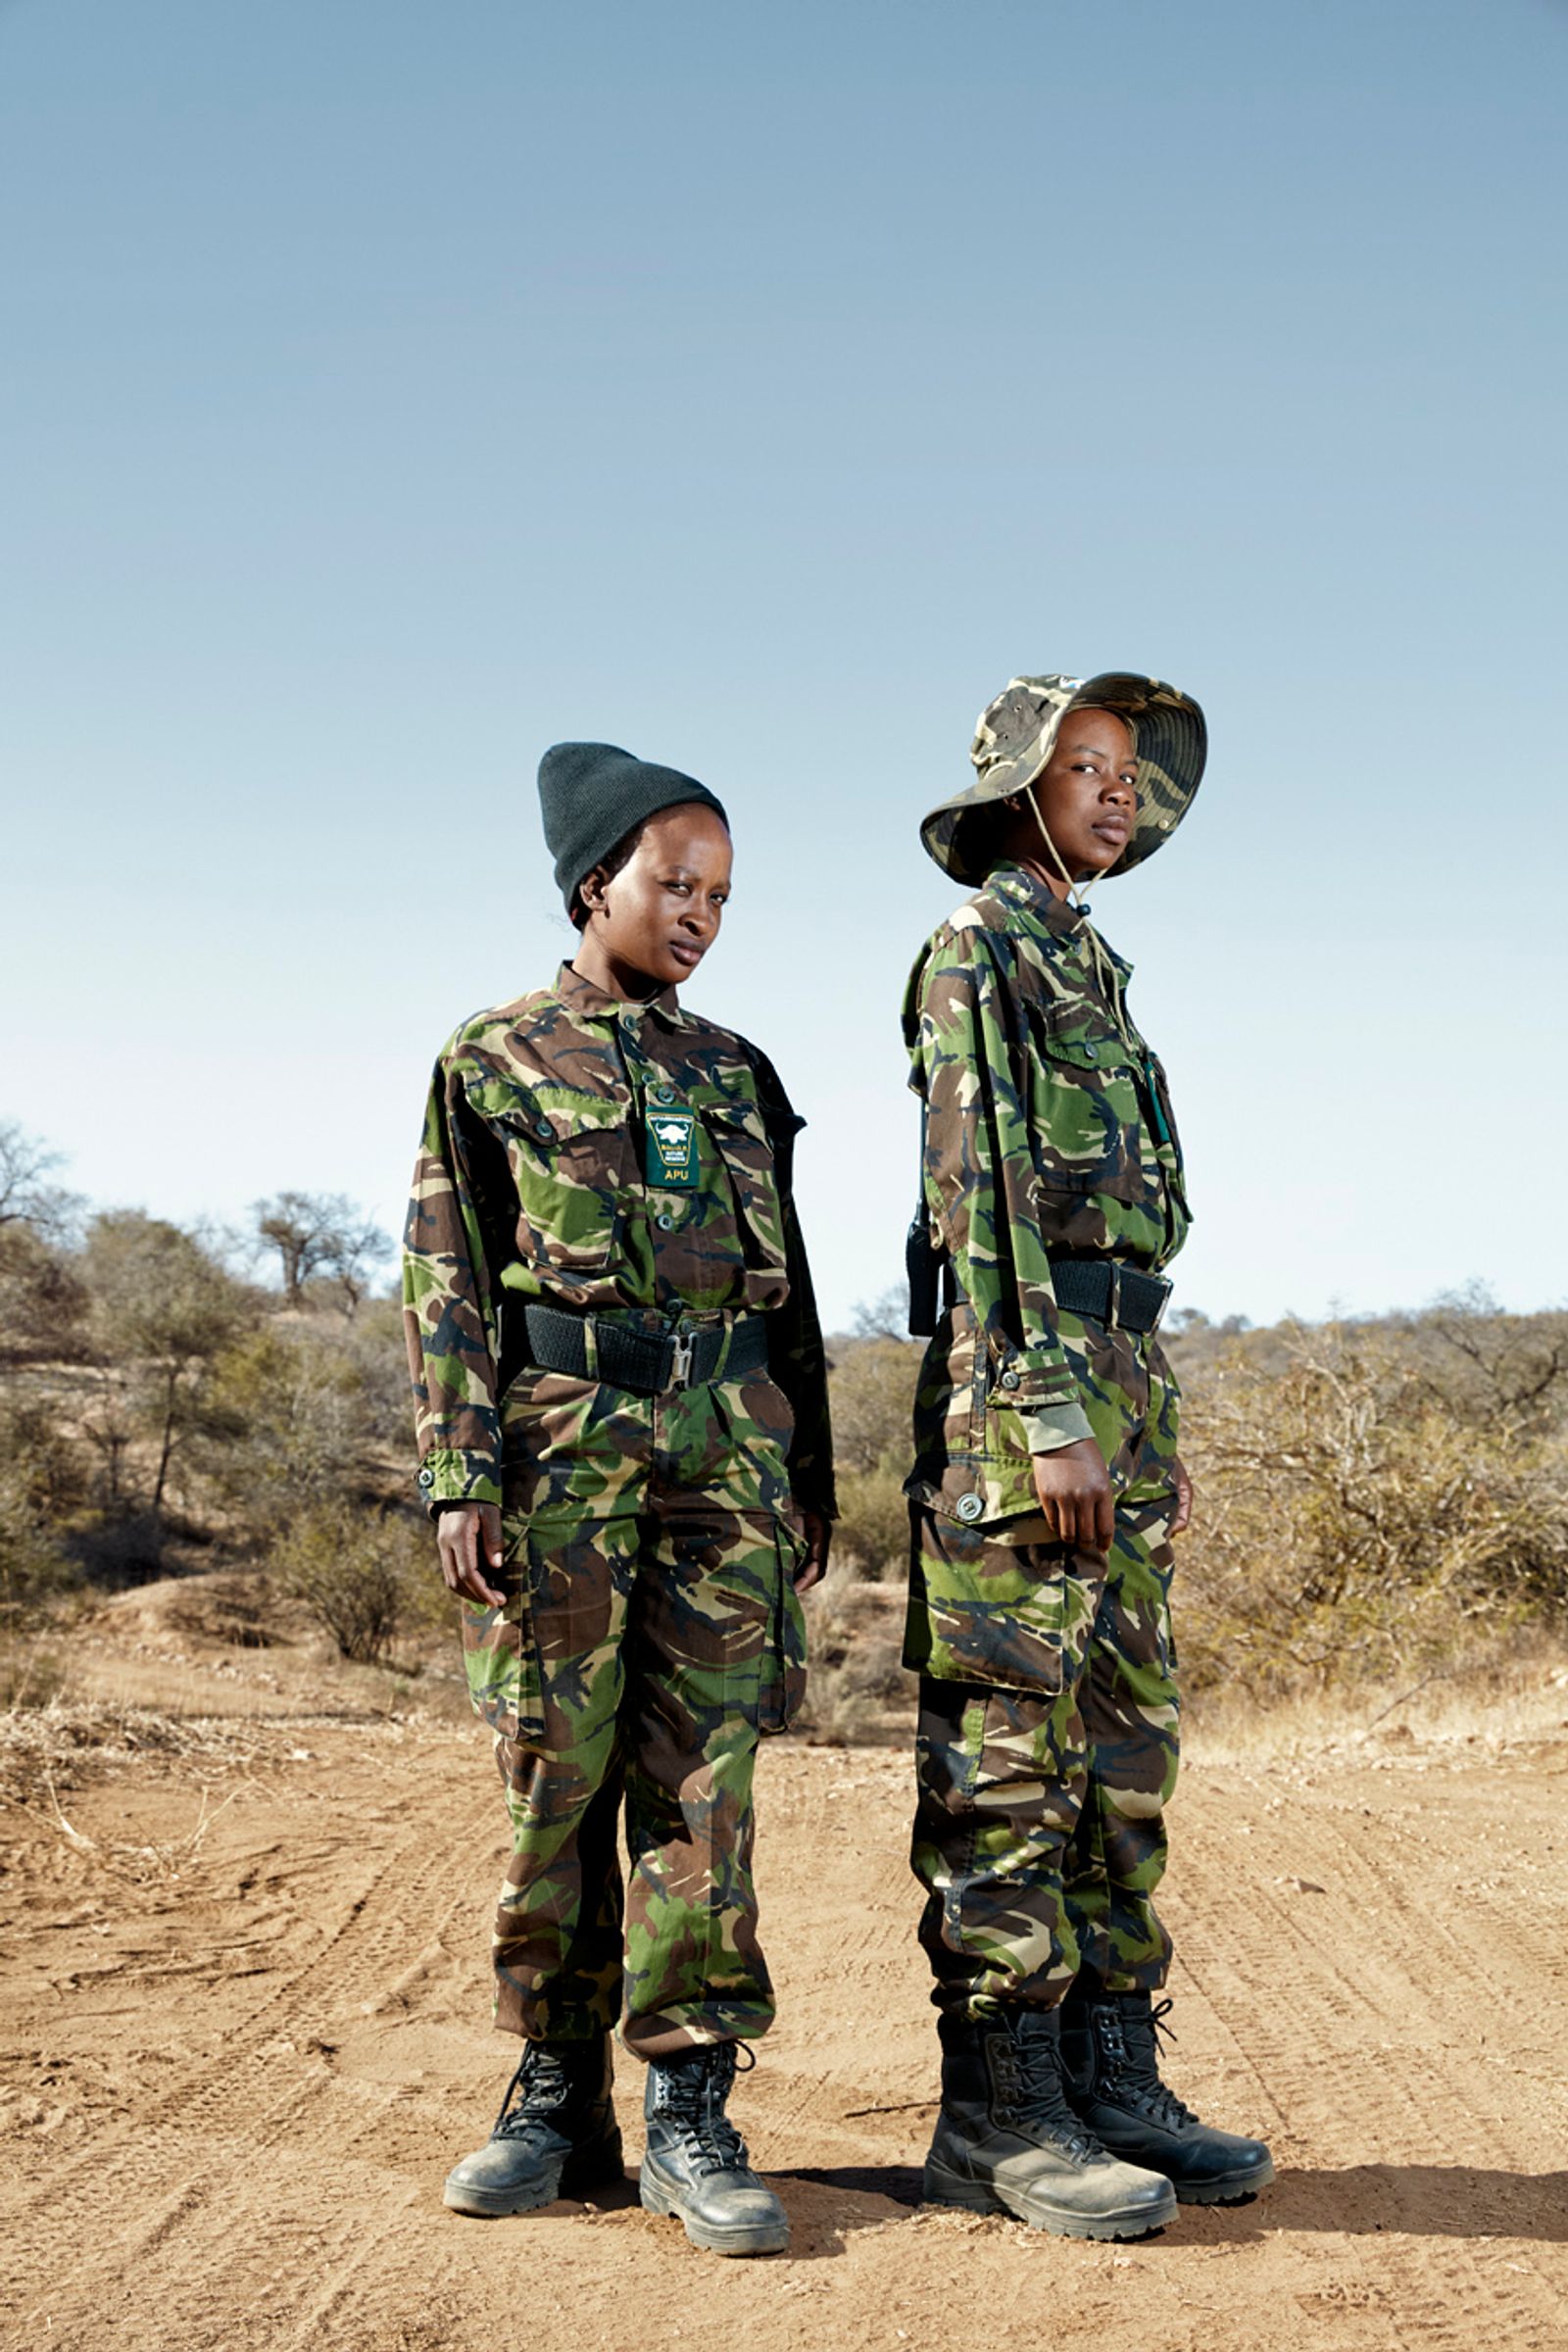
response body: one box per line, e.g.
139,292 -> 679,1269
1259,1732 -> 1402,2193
919,672 -> 1207,885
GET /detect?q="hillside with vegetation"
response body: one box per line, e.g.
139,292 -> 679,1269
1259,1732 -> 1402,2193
5,1120 -> 1568,2350
4,1114 -> 1566,1745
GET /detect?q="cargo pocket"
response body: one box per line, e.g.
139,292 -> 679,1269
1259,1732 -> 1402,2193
459,1515 -> 546,1744
758,1517 -> 808,1737
903,1509 -> 1099,1696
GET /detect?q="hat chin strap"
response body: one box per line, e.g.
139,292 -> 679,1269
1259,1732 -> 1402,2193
1020,782 -> 1133,1052
1021,782 -> 1088,906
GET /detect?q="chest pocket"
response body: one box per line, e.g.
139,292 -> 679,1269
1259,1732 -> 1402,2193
470,1076 -> 628,1280
700,1094 -> 791,1278
1024,1005 -> 1146,1197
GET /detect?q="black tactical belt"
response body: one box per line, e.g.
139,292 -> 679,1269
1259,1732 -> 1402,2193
1050,1257 -> 1172,1336
516,1300 -> 770,1396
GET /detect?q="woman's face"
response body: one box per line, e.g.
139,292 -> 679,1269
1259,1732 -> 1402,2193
1027,707 -> 1140,879
575,803 -> 733,997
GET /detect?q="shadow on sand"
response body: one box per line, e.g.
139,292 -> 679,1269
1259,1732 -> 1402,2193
460,2160 -> 1568,2257
773,2161 -> 1568,2252
1226,2164 -> 1568,2244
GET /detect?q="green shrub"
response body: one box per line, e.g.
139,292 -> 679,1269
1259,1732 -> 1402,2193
831,1455 -> 910,1582
797,1582 -> 911,1744
203,1326 -> 376,1535
0,1396 -> 84,1625
272,1503 -> 433,1665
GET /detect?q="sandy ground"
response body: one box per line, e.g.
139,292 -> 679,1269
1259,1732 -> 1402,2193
3,1591 -> 1567,2352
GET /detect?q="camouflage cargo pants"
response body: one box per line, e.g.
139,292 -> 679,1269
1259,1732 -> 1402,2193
910,1316 -> 1180,2015
459,1354 -> 807,2059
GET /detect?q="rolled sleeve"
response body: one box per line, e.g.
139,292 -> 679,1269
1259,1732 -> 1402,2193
1015,1397 -> 1096,1455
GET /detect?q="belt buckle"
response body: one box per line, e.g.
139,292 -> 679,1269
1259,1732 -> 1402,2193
668,1330 -> 695,1389
1105,1262 -> 1123,1333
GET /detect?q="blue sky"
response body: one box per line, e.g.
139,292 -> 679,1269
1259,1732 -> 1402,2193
3,0 -> 1565,1328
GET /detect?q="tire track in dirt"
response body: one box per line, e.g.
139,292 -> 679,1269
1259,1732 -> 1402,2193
2,1737 -> 503,2347
6,1724 -> 1568,2352
1164,1763 -> 1568,2350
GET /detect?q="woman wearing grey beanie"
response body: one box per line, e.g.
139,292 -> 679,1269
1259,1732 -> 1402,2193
402,741 -> 834,2257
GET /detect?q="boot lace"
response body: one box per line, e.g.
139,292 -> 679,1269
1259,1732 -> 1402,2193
994,2025 -> 1102,2163
653,2040 -> 754,2176
492,2043 -> 574,2138
1101,1998 -> 1197,2131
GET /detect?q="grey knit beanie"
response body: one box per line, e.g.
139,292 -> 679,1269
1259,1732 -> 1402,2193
537,741 -> 729,912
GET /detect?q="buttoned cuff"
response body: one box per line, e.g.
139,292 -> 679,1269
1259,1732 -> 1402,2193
416,1446 -> 503,1515
989,1348 -> 1080,1415
1017,1398 -> 1096,1455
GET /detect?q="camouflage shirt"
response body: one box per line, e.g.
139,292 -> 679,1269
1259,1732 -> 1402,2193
403,961 -> 834,1517
905,862 -> 1189,1512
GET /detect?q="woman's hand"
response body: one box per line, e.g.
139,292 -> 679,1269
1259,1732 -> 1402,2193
1030,1440 -> 1114,1555
435,1501 -> 506,1607
793,1504 -> 832,1592
1169,1454 -> 1194,1538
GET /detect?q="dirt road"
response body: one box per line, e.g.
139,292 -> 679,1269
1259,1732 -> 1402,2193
3,1651 -> 1567,2352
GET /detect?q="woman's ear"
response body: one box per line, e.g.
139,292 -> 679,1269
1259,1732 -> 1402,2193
577,865 -> 608,915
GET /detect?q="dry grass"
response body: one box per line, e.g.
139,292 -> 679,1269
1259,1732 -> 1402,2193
0,1690 -> 275,1802
0,1576 -> 478,1815
797,1580 -> 913,1745
46,1568 -> 474,1733
1184,1626 -> 1568,1765
15,1768 -> 241,1883
1176,1315 -> 1568,1699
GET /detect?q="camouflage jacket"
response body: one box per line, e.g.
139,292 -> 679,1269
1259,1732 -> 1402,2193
904,862 -> 1189,1525
403,962 -> 834,1517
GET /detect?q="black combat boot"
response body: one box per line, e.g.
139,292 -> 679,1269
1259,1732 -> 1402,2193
922,2005 -> 1179,2240
639,2041 -> 790,2256
1059,1985 -> 1274,2205
442,2035 -> 623,2216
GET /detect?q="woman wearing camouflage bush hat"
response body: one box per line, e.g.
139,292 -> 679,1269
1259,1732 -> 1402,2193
403,742 -> 833,2257
902,672 -> 1273,2238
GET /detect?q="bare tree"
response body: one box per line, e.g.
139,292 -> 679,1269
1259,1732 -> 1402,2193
850,1289 -> 911,1344
0,1119 -> 83,1241
0,1124 -> 88,1363
1416,1284 -> 1568,1436
251,1191 -> 392,1312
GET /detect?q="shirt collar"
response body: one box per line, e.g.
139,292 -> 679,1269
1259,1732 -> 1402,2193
553,960 -> 688,1026
985,863 -> 1133,976
986,861 -> 1085,936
